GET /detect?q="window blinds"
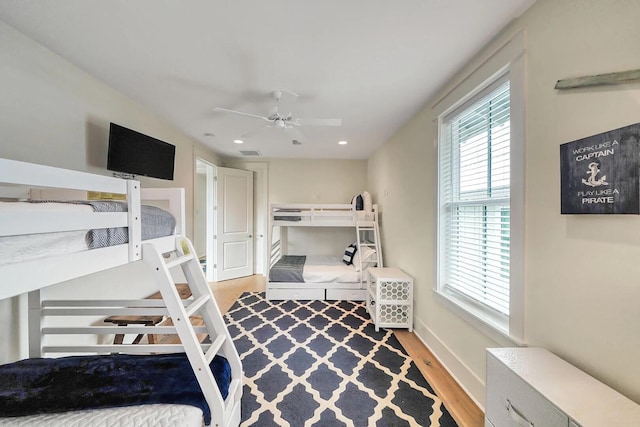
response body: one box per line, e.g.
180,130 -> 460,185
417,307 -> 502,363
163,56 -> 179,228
440,78 -> 511,316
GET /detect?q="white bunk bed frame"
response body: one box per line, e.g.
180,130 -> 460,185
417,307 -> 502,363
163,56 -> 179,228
267,203 -> 382,301
0,158 -> 242,427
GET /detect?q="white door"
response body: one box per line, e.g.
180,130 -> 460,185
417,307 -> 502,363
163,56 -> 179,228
214,167 -> 254,281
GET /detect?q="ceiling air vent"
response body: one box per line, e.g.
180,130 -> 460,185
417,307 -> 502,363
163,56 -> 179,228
240,150 -> 261,156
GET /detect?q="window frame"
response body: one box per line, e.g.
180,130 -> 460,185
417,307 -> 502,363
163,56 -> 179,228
435,33 -> 525,346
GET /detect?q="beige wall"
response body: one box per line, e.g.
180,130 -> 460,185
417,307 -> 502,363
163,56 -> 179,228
369,0 -> 640,407
0,20 -> 220,362
265,159 -> 367,205
227,158 -> 369,257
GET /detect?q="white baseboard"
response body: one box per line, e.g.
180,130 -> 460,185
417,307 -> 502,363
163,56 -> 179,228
413,316 -> 486,411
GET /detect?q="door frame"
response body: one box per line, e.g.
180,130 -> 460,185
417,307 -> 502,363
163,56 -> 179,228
241,162 -> 268,276
194,158 -> 216,282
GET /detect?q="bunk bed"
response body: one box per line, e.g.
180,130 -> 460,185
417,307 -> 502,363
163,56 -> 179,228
267,203 -> 382,301
0,158 -> 242,427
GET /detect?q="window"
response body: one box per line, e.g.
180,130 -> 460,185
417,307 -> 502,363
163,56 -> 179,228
438,69 -> 522,340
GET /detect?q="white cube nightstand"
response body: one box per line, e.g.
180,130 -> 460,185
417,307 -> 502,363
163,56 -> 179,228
366,267 -> 413,332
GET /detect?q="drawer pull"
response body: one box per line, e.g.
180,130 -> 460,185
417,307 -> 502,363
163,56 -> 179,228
506,399 -> 534,427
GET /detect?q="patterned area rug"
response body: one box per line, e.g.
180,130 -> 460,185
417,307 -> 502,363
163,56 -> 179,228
224,292 -> 458,427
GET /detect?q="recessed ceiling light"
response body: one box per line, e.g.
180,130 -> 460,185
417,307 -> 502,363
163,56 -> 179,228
233,139 -> 244,144
338,140 -> 348,145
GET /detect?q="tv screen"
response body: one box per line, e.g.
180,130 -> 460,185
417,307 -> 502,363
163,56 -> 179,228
107,123 -> 176,180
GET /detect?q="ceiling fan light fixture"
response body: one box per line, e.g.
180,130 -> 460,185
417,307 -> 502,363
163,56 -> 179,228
214,90 -> 343,147
233,139 -> 244,144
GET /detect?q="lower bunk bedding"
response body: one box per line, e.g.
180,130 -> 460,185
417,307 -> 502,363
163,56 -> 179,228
267,253 -> 374,300
269,255 -> 361,284
0,353 -> 230,426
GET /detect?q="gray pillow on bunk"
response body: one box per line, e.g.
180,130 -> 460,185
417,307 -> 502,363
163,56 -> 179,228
343,244 -> 357,265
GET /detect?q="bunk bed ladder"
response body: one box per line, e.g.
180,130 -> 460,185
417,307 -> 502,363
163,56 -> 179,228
356,219 -> 383,286
143,237 -> 242,427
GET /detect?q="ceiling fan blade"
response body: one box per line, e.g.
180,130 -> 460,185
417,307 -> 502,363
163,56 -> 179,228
275,90 -> 299,119
294,118 -> 342,126
214,107 -> 271,122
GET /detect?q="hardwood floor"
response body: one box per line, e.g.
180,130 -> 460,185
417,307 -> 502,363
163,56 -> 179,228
210,274 -> 266,315
394,330 -> 484,427
211,274 -> 484,427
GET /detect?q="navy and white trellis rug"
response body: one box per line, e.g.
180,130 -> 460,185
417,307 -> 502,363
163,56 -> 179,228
224,292 -> 458,427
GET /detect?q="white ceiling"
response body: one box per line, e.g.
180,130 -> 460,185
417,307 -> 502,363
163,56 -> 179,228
0,0 -> 536,160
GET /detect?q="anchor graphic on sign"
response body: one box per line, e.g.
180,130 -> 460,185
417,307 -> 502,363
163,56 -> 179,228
582,162 -> 608,187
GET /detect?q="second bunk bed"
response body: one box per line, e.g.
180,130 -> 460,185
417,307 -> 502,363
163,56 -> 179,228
267,203 -> 383,301
0,158 -> 242,427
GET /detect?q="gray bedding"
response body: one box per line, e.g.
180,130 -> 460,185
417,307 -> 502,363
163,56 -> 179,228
29,200 -> 176,249
273,208 -> 302,221
85,201 -> 176,249
269,255 -> 306,282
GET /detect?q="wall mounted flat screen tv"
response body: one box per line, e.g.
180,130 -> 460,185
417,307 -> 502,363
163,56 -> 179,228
107,123 -> 176,180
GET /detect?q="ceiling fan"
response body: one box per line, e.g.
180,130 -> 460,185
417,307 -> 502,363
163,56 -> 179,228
214,90 -> 342,141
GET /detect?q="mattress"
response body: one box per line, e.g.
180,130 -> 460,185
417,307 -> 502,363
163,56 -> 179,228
303,255 -> 361,283
0,404 -> 203,427
0,201 -> 175,266
269,255 -> 362,283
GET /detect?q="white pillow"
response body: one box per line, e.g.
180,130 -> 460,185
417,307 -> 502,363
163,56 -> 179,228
362,191 -> 373,212
353,246 -> 377,272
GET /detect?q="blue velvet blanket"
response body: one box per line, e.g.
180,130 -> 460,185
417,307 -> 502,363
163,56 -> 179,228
0,353 -> 231,424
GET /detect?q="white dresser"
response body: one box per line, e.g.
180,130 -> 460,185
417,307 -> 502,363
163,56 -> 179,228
486,347 -> 640,427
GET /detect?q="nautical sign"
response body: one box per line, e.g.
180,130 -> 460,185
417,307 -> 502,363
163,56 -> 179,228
560,122 -> 640,214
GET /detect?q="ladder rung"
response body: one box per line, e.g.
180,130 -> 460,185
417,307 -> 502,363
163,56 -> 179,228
185,294 -> 211,317
41,326 -> 209,335
42,307 -> 169,316
165,253 -> 194,269
205,335 -> 226,363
